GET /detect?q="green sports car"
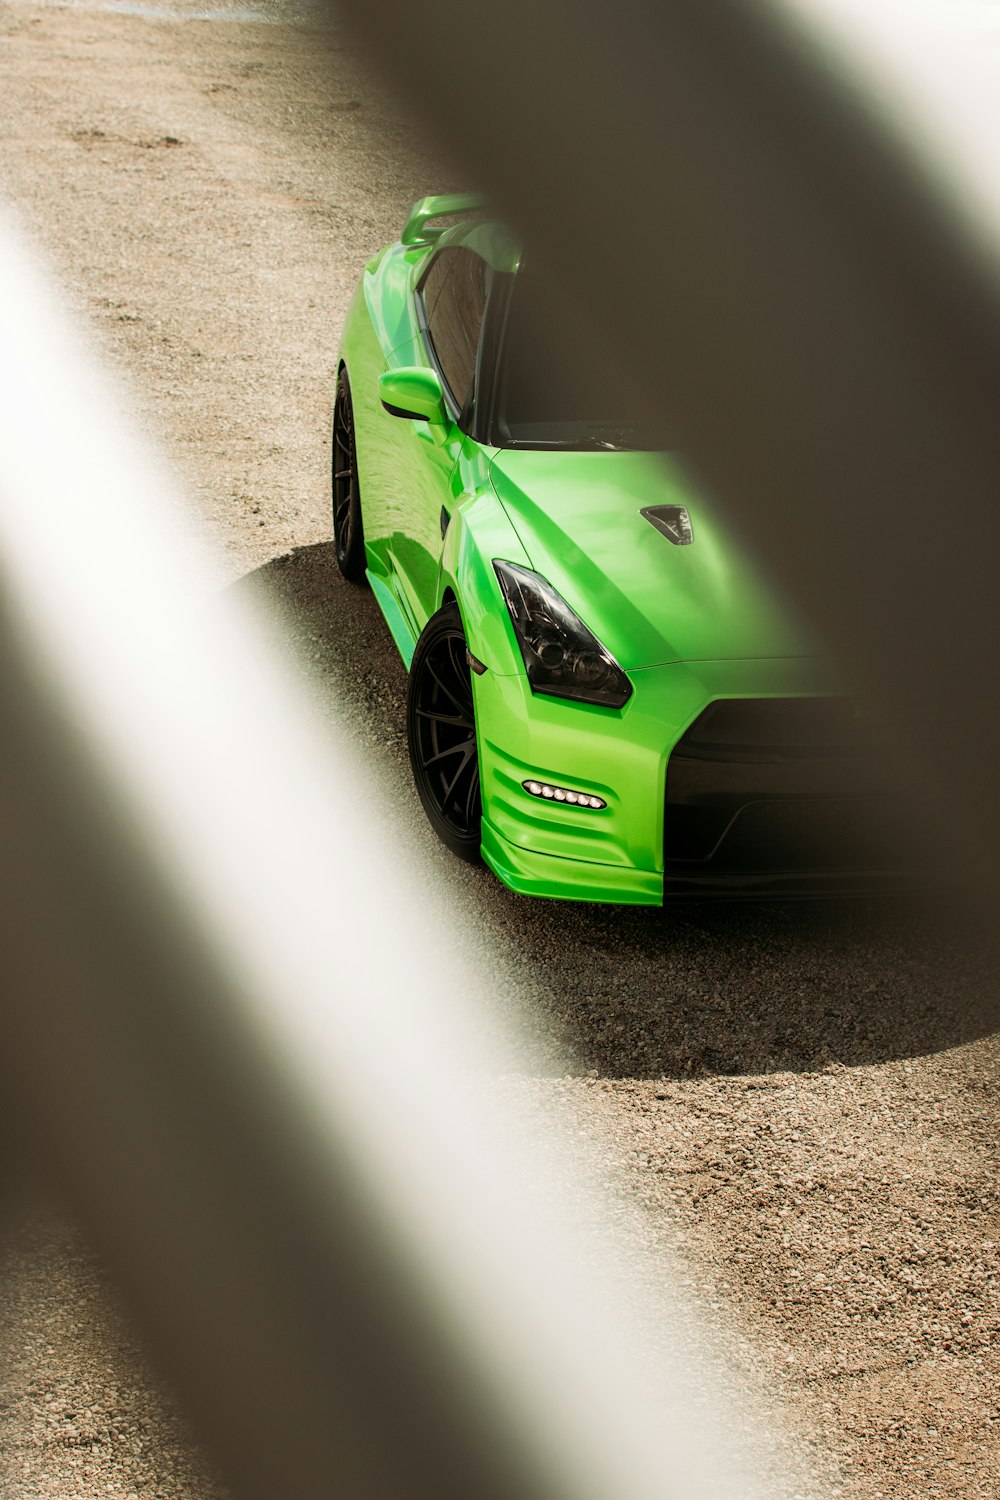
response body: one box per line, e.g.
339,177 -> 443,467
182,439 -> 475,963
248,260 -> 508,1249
332,193 -> 901,904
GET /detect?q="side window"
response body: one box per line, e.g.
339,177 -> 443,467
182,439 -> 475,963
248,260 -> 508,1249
419,247 -> 488,414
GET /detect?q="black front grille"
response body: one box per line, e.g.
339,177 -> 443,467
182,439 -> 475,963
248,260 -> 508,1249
677,696 -> 874,759
665,698 -> 918,888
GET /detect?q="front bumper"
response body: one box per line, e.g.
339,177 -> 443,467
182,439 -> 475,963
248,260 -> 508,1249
473,654 -> 903,905
481,818 -> 664,904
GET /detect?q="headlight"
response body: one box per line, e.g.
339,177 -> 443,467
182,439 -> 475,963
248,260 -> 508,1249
493,561 -> 632,709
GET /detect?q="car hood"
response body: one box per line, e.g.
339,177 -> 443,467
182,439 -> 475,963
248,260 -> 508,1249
488,449 -> 816,670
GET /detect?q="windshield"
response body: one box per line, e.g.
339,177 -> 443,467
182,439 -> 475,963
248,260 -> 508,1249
492,271 -> 657,451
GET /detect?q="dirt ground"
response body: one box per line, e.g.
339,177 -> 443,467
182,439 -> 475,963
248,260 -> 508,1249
0,4 -> 998,1498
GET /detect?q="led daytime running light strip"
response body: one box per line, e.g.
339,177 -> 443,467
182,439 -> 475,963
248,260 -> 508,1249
523,780 -> 606,810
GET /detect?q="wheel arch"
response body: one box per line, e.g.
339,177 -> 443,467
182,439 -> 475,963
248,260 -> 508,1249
406,598 -> 483,863
438,490 -> 531,675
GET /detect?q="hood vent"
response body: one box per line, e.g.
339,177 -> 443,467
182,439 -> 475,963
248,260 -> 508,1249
641,504 -> 693,546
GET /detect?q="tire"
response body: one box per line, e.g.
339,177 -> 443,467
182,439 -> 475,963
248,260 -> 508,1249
407,602 -> 483,862
331,367 -> 367,582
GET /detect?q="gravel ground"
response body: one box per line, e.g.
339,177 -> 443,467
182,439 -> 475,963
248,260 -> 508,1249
1,1205 -> 226,1500
0,5 -> 998,1498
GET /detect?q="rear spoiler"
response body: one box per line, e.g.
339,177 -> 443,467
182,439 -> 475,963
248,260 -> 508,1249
400,192 -> 489,247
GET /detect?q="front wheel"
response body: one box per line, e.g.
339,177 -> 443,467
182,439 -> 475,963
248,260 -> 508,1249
407,603 -> 482,862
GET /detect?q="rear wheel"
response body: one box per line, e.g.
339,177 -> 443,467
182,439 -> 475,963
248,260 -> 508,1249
331,367 -> 367,582
407,603 -> 482,862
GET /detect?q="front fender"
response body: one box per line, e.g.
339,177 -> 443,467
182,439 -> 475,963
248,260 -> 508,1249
439,486 -> 530,675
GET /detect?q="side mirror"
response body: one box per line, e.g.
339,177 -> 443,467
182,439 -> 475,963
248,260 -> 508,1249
378,367 -> 447,424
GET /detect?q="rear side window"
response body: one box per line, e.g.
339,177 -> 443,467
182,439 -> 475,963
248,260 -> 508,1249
419,247 -> 489,413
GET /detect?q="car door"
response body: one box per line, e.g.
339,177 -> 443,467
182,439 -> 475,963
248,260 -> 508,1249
382,244 -> 490,635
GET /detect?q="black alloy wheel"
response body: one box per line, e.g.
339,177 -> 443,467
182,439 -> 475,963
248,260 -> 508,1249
407,603 -> 483,861
331,367 -> 367,582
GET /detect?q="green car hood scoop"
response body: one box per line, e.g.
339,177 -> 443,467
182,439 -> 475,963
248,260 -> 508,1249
488,449 -> 816,670
641,504 -> 693,546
